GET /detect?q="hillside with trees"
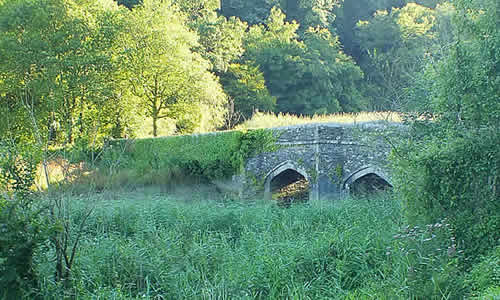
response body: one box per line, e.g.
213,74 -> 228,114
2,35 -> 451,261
0,0 -> 463,140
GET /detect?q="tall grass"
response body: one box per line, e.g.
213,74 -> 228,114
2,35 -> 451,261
236,111 -> 401,130
29,187 -> 496,299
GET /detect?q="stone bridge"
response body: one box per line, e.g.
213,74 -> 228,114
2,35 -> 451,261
238,122 -> 401,201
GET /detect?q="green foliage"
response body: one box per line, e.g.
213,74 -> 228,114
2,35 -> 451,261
231,129 -> 278,171
0,142 -> 50,298
117,0 -> 228,137
221,0 -> 279,25
195,16 -> 248,74
393,129 -> 499,266
115,0 -> 140,9
281,0 -> 340,30
220,62 -> 276,119
430,1 -> 500,129
0,142 -> 39,198
393,0 -> 499,271
173,0 -> 248,75
0,0 -> 460,141
333,0 -> 403,59
221,0 -> 340,30
355,3 -> 443,109
106,132 -> 240,182
466,246 -> 500,297
101,129 -> 277,185
243,8 -> 365,115
0,0 -> 125,144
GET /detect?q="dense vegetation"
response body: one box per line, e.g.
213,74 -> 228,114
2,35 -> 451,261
1,0 -> 458,140
16,189 -> 500,298
0,0 -> 499,298
99,129 -> 276,187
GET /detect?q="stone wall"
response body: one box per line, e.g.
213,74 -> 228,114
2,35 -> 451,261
240,122 -> 402,200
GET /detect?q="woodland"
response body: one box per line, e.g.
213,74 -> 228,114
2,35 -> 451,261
1,0 -> 461,139
0,0 -> 498,298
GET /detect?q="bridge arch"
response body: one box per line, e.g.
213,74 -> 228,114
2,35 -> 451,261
343,166 -> 392,195
264,160 -> 311,200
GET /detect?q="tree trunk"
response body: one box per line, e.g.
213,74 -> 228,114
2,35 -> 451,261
67,119 -> 73,144
152,114 -> 158,137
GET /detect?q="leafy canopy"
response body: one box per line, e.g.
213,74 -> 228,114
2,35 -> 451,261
118,0 -> 227,136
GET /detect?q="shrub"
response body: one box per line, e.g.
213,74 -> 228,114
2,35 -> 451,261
393,128 -> 499,267
466,245 -> 500,297
0,141 -> 50,298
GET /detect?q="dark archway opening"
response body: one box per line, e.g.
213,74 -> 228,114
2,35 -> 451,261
270,169 -> 309,207
350,173 -> 392,197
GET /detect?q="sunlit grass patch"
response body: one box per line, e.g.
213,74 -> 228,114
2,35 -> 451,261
236,111 -> 402,130
35,158 -> 92,190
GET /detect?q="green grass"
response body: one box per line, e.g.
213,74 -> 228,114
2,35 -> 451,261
29,188 -> 496,299
236,111 -> 401,130
129,111 -> 401,138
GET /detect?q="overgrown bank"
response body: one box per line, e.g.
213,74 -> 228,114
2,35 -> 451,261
95,129 -> 276,188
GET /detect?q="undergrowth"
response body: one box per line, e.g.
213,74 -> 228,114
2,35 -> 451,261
26,189 -> 497,299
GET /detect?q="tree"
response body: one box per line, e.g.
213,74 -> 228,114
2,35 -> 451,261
118,0 -> 227,136
221,0 -> 340,30
0,0 -> 64,143
282,0 -> 340,30
302,27 -> 366,113
220,62 -> 276,120
243,7 -> 364,115
195,15 -> 248,75
332,0 -> 446,61
115,0 -> 141,9
355,3 -> 441,109
221,0 -> 279,25
173,0 -> 220,23
0,1 -> 122,291
175,0 -> 248,75
0,0 -> 124,144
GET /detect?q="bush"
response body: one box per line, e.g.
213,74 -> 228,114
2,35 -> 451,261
466,245 -> 500,297
0,141 -> 51,298
393,128 -> 499,267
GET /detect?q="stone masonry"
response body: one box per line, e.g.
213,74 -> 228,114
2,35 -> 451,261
239,122 -> 401,201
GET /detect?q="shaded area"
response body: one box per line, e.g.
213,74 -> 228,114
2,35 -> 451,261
270,169 -> 309,207
350,173 -> 392,196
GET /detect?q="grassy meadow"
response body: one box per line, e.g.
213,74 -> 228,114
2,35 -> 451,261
27,186 -> 493,300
